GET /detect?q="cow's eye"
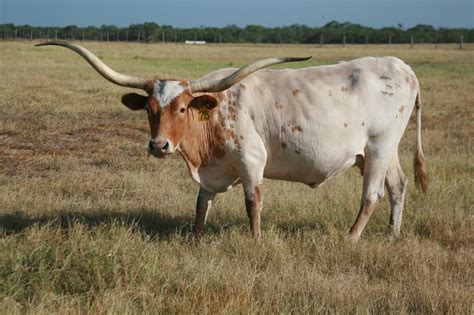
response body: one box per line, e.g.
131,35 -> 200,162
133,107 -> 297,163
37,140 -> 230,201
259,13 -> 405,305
179,107 -> 186,113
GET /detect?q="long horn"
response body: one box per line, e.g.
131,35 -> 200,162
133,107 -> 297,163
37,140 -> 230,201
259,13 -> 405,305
35,41 -> 149,90
189,56 -> 311,93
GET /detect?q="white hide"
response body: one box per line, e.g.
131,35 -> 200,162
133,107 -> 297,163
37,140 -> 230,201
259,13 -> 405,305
153,80 -> 184,108
191,56 -> 419,194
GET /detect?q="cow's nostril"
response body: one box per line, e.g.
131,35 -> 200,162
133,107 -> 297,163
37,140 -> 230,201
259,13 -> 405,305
162,141 -> 169,151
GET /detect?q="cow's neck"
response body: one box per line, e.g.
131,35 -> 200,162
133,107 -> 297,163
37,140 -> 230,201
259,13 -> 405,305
178,109 -> 225,172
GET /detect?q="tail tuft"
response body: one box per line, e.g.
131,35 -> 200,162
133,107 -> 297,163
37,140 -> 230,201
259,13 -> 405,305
414,149 -> 428,193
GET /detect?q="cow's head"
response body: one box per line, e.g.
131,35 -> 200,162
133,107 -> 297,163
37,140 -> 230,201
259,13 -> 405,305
120,81 -> 220,157
36,41 -> 310,158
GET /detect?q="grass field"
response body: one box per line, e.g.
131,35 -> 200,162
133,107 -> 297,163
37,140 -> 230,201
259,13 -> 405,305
1,41 -> 473,313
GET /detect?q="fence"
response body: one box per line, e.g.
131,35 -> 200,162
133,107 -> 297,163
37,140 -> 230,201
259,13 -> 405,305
0,28 -> 469,49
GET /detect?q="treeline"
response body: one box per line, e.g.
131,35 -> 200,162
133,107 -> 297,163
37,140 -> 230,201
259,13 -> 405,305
1,21 -> 472,44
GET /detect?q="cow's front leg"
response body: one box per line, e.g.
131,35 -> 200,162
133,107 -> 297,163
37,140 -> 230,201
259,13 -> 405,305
243,181 -> 263,240
193,187 -> 216,237
239,139 -> 267,240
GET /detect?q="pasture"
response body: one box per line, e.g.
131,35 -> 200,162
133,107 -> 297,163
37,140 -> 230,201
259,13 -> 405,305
1,41 -> 473,313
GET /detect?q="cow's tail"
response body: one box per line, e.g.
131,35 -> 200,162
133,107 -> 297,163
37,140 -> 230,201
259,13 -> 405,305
413,92 -> 428,193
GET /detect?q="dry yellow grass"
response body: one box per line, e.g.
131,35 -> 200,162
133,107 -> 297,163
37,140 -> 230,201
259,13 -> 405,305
1,41 -> 473,313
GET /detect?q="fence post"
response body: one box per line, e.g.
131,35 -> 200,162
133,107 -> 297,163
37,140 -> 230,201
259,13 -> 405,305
460,35 -> 464,50
117,31 -> 119,41
343,34 -> 346,47
389,35 -> 391,47
30,30 -> 33,40
55,30 -> 58,40
15,29 -> 18,40
410,36 -> 414,48
82,31 -> 85,41
365,35 -> 368,45
162,31 -> 165,44
320,35 -> 323,47
106,31 -> 109,42
220,33 -> 222,44
137,31 -> 140,42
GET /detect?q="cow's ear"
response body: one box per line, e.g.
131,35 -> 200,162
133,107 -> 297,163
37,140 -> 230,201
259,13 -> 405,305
121,93 -> 148,111
189,95 -> 219,110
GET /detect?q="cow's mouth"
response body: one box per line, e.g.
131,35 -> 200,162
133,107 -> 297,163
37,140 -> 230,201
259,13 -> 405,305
148,147 -> 172,158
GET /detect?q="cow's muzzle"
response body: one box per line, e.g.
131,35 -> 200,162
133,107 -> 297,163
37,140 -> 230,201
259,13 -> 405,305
148,138 -> 172,157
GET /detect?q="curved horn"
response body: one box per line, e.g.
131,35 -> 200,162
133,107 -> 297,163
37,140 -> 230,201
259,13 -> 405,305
35,41 -> 149,90
189,56 -> 311,93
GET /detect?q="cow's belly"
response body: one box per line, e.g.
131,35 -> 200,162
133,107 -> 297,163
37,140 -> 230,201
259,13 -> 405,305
263,149 -> 361,187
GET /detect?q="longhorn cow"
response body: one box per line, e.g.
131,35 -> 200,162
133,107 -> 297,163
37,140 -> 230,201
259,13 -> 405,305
36,41 -> 427,242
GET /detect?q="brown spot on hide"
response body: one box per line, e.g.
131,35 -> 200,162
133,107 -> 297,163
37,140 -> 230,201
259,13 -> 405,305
273,101 -> 284,110
292,125 -> 302,133
286,121 -> 302,133
380,75 -> 392,80
361,121 -> 365,126
251,115 -> 255,121
344,123 -> 348,128
239,135 -> 244,140
224,129 -> 236,140
292,89 -> 301,97
281,142 -> 287,149
233,137 -> 241,150
227,104 -> 237,121
341,86 -> 348,92
382,91 -> 394,96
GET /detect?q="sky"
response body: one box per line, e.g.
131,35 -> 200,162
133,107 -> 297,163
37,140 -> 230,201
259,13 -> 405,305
1,0 -> 473,29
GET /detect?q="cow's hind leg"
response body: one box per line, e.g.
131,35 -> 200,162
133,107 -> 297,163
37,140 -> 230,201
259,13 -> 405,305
349,145 -> 392,242
385,153 -> 408,240
193,187 -> 216,237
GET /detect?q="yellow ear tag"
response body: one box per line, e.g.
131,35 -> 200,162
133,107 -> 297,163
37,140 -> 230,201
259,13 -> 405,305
198,110 -> 211,121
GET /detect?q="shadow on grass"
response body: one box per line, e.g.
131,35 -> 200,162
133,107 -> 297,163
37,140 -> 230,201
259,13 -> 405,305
0,209 -> 202,240
0,209 -> 329,240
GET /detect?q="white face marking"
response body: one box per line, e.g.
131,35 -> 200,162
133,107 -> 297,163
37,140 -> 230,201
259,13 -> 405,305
153,80 -> 184,108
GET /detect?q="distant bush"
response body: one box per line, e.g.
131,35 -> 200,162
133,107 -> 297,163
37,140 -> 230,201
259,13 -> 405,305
1,21 -> 472,44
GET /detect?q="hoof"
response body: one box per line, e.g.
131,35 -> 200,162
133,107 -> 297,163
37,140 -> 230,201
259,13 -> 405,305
386,230 -> 401,242
347,233 -> 360,244
192,227 -> 204,239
